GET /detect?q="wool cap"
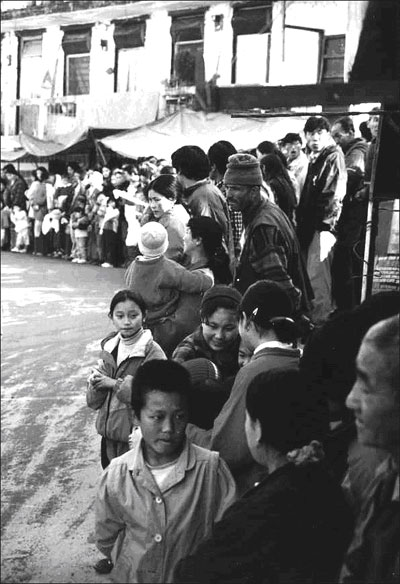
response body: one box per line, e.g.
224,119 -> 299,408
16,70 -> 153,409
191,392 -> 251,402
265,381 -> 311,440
201,285 -> 242,311
138,221 -> 169,258
181,358 -> 221,387
223,153 -> 263,186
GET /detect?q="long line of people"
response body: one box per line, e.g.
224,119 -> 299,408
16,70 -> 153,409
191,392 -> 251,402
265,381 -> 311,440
3,110 -> 397,583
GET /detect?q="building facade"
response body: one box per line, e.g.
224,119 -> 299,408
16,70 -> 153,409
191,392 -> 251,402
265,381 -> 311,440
1,0 -> 368,139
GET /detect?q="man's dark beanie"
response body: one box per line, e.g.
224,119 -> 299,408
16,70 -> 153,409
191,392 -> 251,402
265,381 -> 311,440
223,153 -> 263,186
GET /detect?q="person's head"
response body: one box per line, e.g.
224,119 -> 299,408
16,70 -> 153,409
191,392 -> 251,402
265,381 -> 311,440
184,216 -> 222,259
367,107 -> 380,139
138,221 -> 169,259
108,289 -> 146,339
359,121 -> 372,142
331,116 -> 355,150
245,368 -> 326,467
304,116 -> 331,154
346,315 -> 399,455
60,173 -> 71,186
171,145 -> 210,187
159,165 -> 177,176
200,286 -> 242,353
107,197 -> 117,208
239,280 -> 296,350
256,141 -> 288,167
66,161 -> 80,177
238,339 -> 253,368
35,166 -> 49,182
13,204 -> 21,214
102,165 -> 111,179
300,291 -> 400,422
2,164 -> 18,182
207,140 -> 237,182
280,133 -> 303,162
223,153 -> 263,213
131,360 -> 191,465
259,153 -> 289,182
110,167 -> 128,188
147,174 -> 178,219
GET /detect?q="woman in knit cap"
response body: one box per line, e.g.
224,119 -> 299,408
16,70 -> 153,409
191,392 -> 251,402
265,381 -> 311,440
175,368 -> 351,584
186,279 -> 304,495
172,285 -> 242,382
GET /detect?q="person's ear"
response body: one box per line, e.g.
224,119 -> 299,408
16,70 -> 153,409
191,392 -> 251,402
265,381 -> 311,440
254,418 -> 262,444
133,412 -> 141,426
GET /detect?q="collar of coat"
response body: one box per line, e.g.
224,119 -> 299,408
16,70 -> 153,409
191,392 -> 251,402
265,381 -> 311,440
183,178 -> 210,198
127,436 -> 196,493
102,329 -> 153,358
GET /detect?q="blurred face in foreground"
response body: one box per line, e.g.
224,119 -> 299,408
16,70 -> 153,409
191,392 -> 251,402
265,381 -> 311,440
346,336 -> 399,453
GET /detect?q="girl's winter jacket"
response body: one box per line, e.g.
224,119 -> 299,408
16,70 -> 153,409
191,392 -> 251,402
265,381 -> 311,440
86,329 -> 166,443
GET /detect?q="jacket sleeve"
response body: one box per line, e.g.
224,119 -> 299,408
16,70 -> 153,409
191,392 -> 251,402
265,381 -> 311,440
95,464 -> 126,558
214,456 -> 238,523
315,151 -> 347,229
249,225 -> 302,311
171,335 -> 198,363
86,359 -> 109,410
162,261 -> 213,293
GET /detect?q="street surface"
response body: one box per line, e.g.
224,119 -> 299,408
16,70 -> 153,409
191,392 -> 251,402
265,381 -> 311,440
1,252 -> 126,583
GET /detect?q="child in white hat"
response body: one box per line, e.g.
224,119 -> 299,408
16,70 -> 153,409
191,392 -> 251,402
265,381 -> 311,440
125,222 -> 213,356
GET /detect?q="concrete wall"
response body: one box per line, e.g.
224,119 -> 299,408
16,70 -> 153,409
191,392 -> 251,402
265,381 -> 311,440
1,0 -> 367,137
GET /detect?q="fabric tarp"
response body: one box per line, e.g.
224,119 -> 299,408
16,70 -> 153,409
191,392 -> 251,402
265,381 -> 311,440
99,109 -> 306,160
1,127 -> 122,161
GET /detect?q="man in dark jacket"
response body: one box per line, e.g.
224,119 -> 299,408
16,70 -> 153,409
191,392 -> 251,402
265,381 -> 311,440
296,116 -> 347,324
331,116 -> 369,310
2,164 -> 28,249
224,153 -> 312,315
171,145 -> 234,271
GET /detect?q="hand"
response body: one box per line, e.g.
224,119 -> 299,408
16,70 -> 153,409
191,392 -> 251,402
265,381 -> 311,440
89,370 -> 115,391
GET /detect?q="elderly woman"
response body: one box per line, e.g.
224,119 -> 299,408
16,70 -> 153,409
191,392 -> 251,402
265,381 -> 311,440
141,174 -> 189,263
175,368 -> 352,584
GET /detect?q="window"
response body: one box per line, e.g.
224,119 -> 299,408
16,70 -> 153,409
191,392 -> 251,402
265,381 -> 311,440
113,18 -> 147,92
19,36 -> 42,98
62,28 -> 91,95
170,11 -> 205,86
232,2 -> 272,84
320,35 -> 345,83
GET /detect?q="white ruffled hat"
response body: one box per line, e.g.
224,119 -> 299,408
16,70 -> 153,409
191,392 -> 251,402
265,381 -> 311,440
138,222 -> 169,258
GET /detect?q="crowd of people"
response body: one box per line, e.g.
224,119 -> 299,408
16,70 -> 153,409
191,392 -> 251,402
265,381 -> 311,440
3,110 -> 399,583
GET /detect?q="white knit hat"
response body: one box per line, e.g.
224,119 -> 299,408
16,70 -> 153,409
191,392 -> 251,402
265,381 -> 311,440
138,221 -> 169,258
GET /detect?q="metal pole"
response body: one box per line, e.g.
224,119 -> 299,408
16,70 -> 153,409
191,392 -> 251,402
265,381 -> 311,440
230,109 -> 398,118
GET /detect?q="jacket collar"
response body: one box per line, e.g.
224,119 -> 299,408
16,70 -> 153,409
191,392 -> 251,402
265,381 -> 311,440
102,328 -> 153,358
127,437 -> 196,493
183,178 -> 210,198
241,195 -> 267,227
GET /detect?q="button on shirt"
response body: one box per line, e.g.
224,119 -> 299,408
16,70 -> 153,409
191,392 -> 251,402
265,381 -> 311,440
95,438 -> 237,583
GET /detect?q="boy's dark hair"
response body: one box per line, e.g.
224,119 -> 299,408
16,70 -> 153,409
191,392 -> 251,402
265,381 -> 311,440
207,141 -> 237,176
108,289 -> 147,318
2,164 -> 17,175
304,116 -> 331,134
188,217 -> 232,284
131,360 -> 192,417
246,368 -> 328,452
359,121 -> 372,141
200,285 -> 242,321
171,146 -> 210,181
240,280 -> 297,344
333,116 -> 355,134
281,133 -> 302,145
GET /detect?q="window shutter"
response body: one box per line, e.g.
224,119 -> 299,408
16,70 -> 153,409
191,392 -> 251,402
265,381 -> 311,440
62,28 -> 91,55
113,18 -> 147,50
232,3 -> 272,36
170,11 -> 205,43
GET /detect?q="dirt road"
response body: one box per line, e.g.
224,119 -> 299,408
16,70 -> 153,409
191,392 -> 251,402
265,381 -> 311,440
1,252 -> 126,583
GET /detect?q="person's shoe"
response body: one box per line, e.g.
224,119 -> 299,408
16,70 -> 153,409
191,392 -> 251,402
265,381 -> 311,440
71,258 -> 79,263
93,558 -> 113,574
101,262 -> 113,268
11,247 -> 19,252
77,259 -> 87,264
19,248 -> 27,253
